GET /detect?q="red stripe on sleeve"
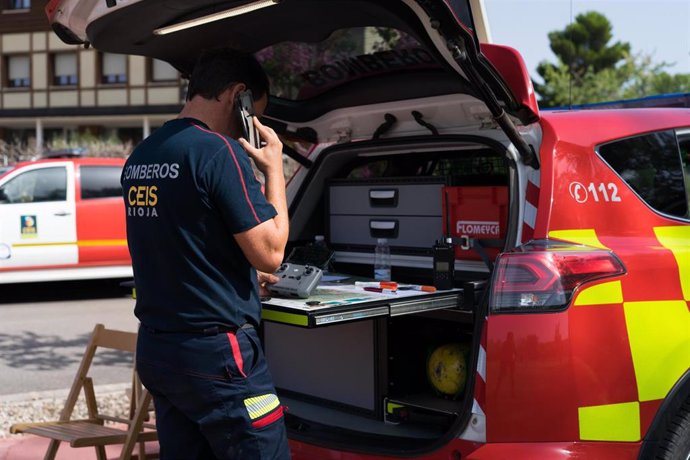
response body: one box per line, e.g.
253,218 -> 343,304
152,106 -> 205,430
191,123 -> 261,224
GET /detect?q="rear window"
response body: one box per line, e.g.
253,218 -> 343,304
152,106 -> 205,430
346,149 -> 508,185
598,130 -> 689,219
80,166 -> 122,199
255,27 -> 438,100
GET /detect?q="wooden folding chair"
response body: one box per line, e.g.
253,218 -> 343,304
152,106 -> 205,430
10,323 -> 158,460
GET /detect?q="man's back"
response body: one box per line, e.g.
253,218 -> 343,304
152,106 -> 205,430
122,117 -> 276,332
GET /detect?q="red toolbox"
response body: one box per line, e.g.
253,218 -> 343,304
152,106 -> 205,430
441,186 -> 509,261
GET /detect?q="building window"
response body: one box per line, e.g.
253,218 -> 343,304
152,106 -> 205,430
6,0 -> 30,10
52,53 -> 78,86
100,52 -> 127,84
150,59 -> 178,82
6,55 -> 30,88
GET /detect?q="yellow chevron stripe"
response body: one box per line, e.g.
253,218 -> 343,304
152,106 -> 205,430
574,280 -> 623,306
654,226 -> 690,301
579,401 -> 640,441
624,300 -> 690,402
244,394 -> 280,420
548,229 -> 609,249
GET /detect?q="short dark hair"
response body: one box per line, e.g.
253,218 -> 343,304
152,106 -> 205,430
186,48 -> 269,102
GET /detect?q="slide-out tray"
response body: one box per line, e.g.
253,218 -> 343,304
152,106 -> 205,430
262,281 -> 462,328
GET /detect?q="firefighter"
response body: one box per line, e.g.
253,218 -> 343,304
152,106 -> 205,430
121,48 -> 290,459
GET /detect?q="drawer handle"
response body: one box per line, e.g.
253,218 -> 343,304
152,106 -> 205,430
369,220 -> 398,239
369,189 -> 397,207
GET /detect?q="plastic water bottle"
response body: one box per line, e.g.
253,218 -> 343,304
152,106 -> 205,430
374,238 -> 391,281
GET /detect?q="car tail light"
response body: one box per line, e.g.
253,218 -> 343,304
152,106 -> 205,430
489,240 -> 626,313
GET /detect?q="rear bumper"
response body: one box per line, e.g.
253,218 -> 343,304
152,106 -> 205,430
289,439 -> 642,459
466,441 -> 641,459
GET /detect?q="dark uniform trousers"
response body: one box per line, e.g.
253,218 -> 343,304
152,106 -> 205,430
137,324 -> 291,460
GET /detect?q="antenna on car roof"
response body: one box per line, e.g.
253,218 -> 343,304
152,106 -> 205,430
448,39 -> 539,169
568,0 -> 574,109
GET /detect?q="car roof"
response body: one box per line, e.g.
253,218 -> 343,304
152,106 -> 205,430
0,166 -> 13,178
541,108 -> 690,148
12,157 -> 126,169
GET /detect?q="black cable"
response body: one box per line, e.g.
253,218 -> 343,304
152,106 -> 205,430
372,113 -> 398,140
412,110 -> 439,135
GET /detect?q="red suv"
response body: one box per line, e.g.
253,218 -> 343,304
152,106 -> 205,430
49,1 -> 690,458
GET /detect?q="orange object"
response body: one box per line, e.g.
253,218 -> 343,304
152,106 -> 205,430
398,284 -> 437,292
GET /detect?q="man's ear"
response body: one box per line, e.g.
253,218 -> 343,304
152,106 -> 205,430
222,83 -> 247,106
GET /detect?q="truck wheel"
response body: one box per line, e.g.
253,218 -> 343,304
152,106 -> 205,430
656,397 -> 690,460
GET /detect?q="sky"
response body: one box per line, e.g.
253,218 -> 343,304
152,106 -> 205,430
483,0 -> 690,81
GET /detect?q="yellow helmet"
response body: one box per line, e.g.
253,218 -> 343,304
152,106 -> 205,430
427,343 -> 468,397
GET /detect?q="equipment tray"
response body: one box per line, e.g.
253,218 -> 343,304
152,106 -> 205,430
261,278 -> 462,328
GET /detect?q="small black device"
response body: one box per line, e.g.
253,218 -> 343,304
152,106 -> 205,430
434,190 -> 455,290
235,89 -> 261,149
433,238 -> 455,290
268,263 -> 323,299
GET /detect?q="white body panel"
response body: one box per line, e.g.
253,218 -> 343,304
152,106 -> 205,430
0,162 -> 78,273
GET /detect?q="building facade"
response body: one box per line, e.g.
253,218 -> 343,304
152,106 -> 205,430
0,0 -> 184,160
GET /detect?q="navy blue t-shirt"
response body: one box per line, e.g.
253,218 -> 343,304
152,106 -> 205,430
121,118 -> 277,331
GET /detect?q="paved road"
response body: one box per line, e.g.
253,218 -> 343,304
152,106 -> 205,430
0,280 -> 138,396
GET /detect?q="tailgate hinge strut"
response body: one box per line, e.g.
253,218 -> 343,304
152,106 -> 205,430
448,39 -> 539,169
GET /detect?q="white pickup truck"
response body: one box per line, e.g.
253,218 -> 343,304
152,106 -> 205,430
0,156 -> 131,283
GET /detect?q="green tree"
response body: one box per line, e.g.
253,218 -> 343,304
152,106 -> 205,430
535,11 -> 631,107
547,11 -> 629,78
624,55 -> 690,97
534,11 -> 690,107
536,57 -> 634,107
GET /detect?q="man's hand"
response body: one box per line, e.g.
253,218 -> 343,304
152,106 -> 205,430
238,117 -> 283,177
257,270 -> 279,297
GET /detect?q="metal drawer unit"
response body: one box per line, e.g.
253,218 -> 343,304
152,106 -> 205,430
328,178 -> 445,250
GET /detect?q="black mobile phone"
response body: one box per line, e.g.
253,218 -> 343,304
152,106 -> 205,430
235,89 -> 261,149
